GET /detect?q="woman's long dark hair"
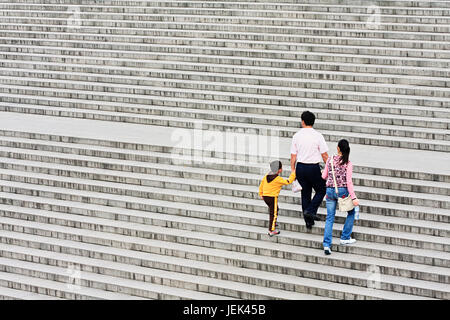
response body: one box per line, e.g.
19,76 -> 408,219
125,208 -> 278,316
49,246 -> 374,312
338,139 -> 350,165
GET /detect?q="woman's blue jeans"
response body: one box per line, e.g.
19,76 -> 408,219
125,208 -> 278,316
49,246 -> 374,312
323,187 -> 355,248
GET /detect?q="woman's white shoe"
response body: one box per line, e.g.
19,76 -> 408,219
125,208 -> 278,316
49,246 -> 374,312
340,238 -> 357,245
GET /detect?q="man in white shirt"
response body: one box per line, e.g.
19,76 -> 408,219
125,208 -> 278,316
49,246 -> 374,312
290,111 -> 329,229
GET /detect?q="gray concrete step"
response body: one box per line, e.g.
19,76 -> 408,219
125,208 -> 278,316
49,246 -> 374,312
0,179 -> 448,253
2,48 -> 450,79
2,3 -> 449,20
2,30 -> 450,59
2,0 -> 450,10
2,16 -> 449,41
2,227 -> 448,287
0,114 -> 447,182
1,9 -> 449,27
1,183 -> 448,246
2,100 -> 447,144
0,134 -> 448,185
0,271 -> 147,300
3,86 -> 449,122
1,73 -> 447,110
0,145 -> 447,197
0,256 -> 233,300
0,159 -> 448,213
2,104 -> 448,152
3,58 -> 449,88
0,286 -> 64,300
0,240 -> 443,299
1,26 -> 449,51
0,203 -> 448,268
2,67 -> 449,99
0,143 -> 447,223
3,42 -> 449,70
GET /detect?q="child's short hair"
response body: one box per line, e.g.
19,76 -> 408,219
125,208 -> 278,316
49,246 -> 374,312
270,160 -> 282,174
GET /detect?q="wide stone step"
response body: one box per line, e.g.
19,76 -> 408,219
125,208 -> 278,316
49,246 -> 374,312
0,119 -> 447,184
3,104 -> 448,152
2,66 -> 449,99
0,7 -> 450,25
0,271 -> 147,300
0,247 -> 334,301
0,6 -> 448,29
0,203 -> 448,268
2,16 -> 450,41
1,72 -> 447,110
1,36 -> 448,61
3,58 -> 450,89
2,8 -> 449,28
3,43 -> 449,70
3,0 -> 450,10
0,286 -> 64,300
0,140 -> 447,223
2,226 -> 448,288
2,31 -> 450,60
1,25 -> 449,51
1,132 -> 448,189
0,239 -> 443,299
2,101 -> 447,144
0,256 -> 237,300
0,158 -> 448,211
2,89 -> 449,124
0,178 -> 448,253
0,145 -> 447,197
2,48 -> 450,79
1,182 -> 448,245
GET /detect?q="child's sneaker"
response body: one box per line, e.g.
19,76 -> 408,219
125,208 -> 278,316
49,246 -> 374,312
268,230 -> 281,237
324,247 -> 332,255
340,238 -> 357,245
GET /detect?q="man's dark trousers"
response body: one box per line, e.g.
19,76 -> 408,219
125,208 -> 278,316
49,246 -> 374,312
296,162 -> 326,225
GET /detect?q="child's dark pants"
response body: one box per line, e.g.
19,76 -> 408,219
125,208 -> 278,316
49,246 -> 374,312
263,196 -> 279,232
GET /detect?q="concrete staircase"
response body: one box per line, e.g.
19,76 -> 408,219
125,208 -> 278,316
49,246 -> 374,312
0,0 -> 449,299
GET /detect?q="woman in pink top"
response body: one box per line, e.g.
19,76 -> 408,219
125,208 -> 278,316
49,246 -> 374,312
321,139 -> 360,255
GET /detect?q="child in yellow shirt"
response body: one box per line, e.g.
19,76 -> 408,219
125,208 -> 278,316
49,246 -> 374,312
259,160 -> 296,237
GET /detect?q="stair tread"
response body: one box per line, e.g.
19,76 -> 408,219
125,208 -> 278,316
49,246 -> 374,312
3,43 -> 450,66
3,90 -> 449,119
4,58 -> 450,84
4,101 -> 448,137
0,242 -> 443,299
3,105 -> 450,149
3,17 -> 450,37
0,114 -> 448,178
3,31 -> 450,55
0,163 -> 447,205
1,145 -> 448,191
0,202 -> 448,259
0,285 -> 64,300
3,70 -> 450,95
1,186 -> 449,240
3,10 -> 450,26
0,271 -> 148,300
4,23 -> 450,47
3,228 -> 448,282
0,256 -> 319,300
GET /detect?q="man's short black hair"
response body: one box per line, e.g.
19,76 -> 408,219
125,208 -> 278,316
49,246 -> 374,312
301,111 -> 316,126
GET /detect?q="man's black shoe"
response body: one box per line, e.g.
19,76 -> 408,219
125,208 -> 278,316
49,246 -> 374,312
313,215 -> 321,221
303,211 -> 314,219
